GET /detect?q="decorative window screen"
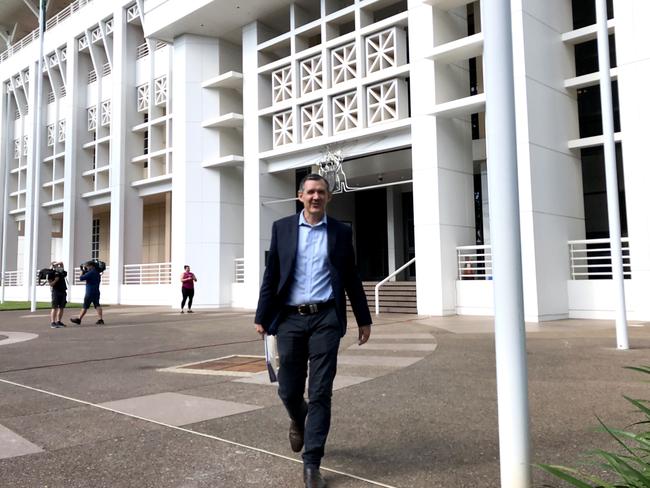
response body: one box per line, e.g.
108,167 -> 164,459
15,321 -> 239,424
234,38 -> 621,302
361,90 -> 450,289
331,43 -> 357,85
91,28 -> 102,43
47,124 -> 55,146
271,66 -> 293,105
299,55 -> 323,96
127,4 -> 140,23
14,139 -> 21,159
154,76 -> 167,106
137,83 -> 149,112
272,110 -> 294,148
365,27 -> 406,74
22,136 -> 28,156
87,107 -> 97,131
101,100 -> 111,126
332,91 -> 359,134
58,120 -> 65,142
78,36 -> 88,50
300,102 -> 324,141
91,218 -> 100,260
367,79 -> 404,126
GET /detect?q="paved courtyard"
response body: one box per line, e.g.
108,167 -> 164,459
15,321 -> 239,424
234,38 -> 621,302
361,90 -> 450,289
0,306 -> 649,487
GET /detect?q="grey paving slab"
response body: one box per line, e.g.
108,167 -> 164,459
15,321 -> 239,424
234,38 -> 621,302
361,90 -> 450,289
98,392 -> 261,426
0,423 -> 43,459
337,354 -> 423,367
346,343 -> 437,351
233,372 -> 373,391
0,332 -> 39,346
368,333 -> 435,340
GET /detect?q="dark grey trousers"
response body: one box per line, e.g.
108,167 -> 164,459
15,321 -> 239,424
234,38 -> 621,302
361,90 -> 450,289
276,306 -> 340,468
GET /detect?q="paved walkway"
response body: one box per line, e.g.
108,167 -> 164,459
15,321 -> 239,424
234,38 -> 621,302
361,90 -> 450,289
0,306 -> 649,487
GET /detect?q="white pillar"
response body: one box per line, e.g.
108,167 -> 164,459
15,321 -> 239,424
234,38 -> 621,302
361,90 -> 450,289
482,0 -> 531,486
386,187 -> 396,279
109,6 -> 143,302
596,0 -> 628,349
614,0 -> 650,322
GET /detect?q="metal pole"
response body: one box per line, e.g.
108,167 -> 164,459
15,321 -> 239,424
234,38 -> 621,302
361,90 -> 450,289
29,0 -> 46,312
595,0 -> 629,350
482,1 -> 532,487
1,89 -> 11,303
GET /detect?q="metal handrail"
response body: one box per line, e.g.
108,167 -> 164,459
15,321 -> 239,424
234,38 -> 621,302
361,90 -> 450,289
234,258 -> 244,283
374,257 -> 416,315
568,238 -> 631,279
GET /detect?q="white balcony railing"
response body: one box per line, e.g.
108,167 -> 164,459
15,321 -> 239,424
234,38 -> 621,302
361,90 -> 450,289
73,266 -> 110,285
2,271 -> 23,286
123,262 -> 171,285
234,258 -> 244,283
569,238 -> 631,279
0,0 -> 95,64
457,245 -> 492,280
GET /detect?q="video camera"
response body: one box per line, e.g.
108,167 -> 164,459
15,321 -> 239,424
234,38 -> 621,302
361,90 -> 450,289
36,262 -> 67,285
79,259 -> 106,274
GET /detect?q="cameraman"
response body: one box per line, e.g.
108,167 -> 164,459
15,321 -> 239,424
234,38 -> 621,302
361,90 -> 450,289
48,261 -> 67,329
70,261 -> 104,326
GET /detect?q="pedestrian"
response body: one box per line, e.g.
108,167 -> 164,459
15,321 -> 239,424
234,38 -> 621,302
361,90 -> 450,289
70,261 -> 104,325
180,265 -> 197,313
254,173 -> 372,488
48,261 -> 67,329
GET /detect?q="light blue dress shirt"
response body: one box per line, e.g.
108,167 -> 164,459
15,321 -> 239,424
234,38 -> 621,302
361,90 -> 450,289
286,211 -> 333,306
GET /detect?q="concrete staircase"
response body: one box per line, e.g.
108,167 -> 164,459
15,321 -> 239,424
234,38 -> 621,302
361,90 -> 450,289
348,281 -> 417,314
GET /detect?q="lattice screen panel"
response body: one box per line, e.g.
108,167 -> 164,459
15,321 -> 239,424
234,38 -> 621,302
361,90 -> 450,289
331,43 -> 357,85
272,110 -> 295,148
332,91 -> 359,134
272,66 -> 293,105
365,27 -> 407,75
366,79 -> 407,126
300,102 -> 324,141
300,55 -> 323,96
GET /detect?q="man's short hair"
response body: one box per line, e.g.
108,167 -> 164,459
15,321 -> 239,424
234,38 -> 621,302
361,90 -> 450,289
298,173 -> 330,193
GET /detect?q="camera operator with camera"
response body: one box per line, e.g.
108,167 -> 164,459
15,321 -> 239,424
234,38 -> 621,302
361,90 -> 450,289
70,260 -> 105,326
47,261 -> 68,329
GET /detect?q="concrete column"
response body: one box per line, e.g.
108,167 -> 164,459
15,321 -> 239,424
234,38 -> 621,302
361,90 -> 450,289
509,2 -> 584,321
23,60 -> 53,298
242,22 -> 263,308
480,161 -> 490,244
386,186 -> 396,280
109,7 -> 143,301
171,34 -> 244,307
613,0 -> 650,320
408,0 -> 474,315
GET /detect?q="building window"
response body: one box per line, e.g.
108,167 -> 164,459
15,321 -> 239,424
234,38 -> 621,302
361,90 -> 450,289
91,218 -> 100,260
367,79 -> 401,126
300,101 -> 324,141
332,91 -> 359,134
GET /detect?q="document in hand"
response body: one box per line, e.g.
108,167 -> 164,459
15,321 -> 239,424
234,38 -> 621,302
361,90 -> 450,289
264,333 -> 278,383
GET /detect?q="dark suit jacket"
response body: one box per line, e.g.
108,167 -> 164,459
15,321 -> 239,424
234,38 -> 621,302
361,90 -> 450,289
255,213 -> 372,336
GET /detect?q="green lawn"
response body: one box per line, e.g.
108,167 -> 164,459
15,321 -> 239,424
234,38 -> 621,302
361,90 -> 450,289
0,301 -> 84,311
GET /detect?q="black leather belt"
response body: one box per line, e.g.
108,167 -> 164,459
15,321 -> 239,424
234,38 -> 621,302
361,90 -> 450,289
286,299 -> 335,316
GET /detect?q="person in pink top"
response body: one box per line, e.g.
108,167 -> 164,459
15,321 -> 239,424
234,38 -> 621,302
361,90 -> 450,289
180,265 -> 197,313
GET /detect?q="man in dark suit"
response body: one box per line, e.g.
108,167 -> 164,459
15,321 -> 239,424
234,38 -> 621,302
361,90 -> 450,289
255,173 -> 372,488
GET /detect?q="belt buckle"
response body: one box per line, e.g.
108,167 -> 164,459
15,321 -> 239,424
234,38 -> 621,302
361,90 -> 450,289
297,304 -> 308,315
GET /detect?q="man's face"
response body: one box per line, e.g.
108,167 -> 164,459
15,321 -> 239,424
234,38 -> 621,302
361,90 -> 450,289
298,179 -> 331,220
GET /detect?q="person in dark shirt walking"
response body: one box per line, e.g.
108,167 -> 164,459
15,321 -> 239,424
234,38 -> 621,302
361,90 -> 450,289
48,261 -> 68,329
70,261 -> 104,325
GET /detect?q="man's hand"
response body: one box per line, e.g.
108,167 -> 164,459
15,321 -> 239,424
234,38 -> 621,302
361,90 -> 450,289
358,325 -> 371,345
254,324 -> 265,336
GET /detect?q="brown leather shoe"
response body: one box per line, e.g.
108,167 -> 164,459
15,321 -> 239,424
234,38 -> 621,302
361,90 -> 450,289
303,466 -> 326,488
289,419 -> 304,452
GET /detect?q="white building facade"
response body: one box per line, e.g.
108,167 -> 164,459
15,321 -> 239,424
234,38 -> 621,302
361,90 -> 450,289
1,0 -> 648,321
